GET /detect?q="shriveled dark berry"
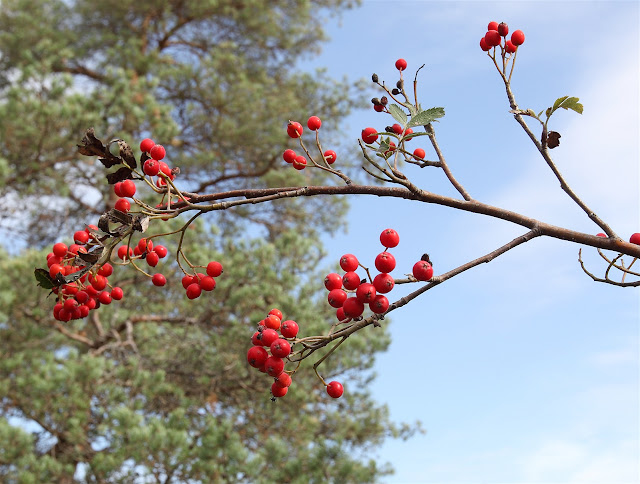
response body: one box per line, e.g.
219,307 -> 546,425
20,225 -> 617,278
372,73 -> 379,83
371,97 -> 381,105
380,96 -> 388,105
392,88 -> 400,95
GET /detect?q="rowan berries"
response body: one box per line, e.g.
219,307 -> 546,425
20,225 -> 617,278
413,148 -> 426,160
280,320 -> 299,338
375,252 -> 396,273
373,273 -> 395,294
324,150 -> 337,164
326,381 -> 344,398
307,116 -> 322,130
412,260 -> 434,281
324,273 -> 342,291
487,21 -> 499,31
206,261 -> 223,277
380,229 -> 400,248
149,144 -> 166,160
114,198 -> 131,213
395,58 -> 407,71
287,121 -> 303,138
144,159 -> 160,176
140,138 -> 155,153
283,149 -> 296,163
292,155 -> 307,170
511,30 -> 525,46
498,22 -> 509,36
120,179 -> 136,198
370,294 -> 389,314
362,127 -> 378,144
152,273 -> 167,286
339,254 -> 359,272
247,346 -> 268,368
485,30 -> 501,47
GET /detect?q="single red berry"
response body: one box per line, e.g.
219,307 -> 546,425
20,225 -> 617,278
370,294 -> 389,314
292,155 -> 307,170
326,381 -> 344,398
265,314 -> 281,330
144,159 -> 160,176
487,21 -> 499,31
57,308 -> 72,322
63,298 -> 78,312
480,37 -> 491,51
391,124 -> 403,135
412,261 -> 434,281
251,331 -> 262,346
206,261 -> 223,277
485,30 -> 501,47
287,121 -> 303,138
630,233 -> 640,245
395,58 -> 407,71
339,254 -> 359,272
596,233 -> 607,238
114,198 -> 131,213
380,229 -> 400,248
324,273 -> 343,291
98,263 -> 113,277
52,242 -> 68,258
405,128 -> 414,139
375,252 -> 396,273
511,30 -> 525,46
324,150 -> 337,164
342,271 -> 361,290
362,127 -> 378,144
120,179 -> 136,198
89,274 -> 107,291
199,276 -> 216,291
47,256 -> 62,268
373,104 -> 385,112
264,356 -> 285,377
274,372 -> 292,388
271,382 -> 288,398
283,149 -> 297,163
186,283 -> 202,299
270,338 -> 291,358
413,148 -> 426,160
260,328 -> 279,347
355,283 -> 376,304
152,273 -> 166,286
74,230 -> 89,244
159,161 -> 171,177
505,40 -> 517,54
268,308 -> 283,320
373,273 -> 395,294
247,346 -> 269,368
181,275 -> 196,289
328,288 -> 348,308
150,144 -> 166,160
307,116 -> 322,130
384,141 -> 396,156
154,245 -> 168,258
342,297 -> 364,318
75,290 -> 89,304
111,287 -> 124,300
98,291 -> 112,305
498,22 -> 509,36
117,245 -> 133,260
280,320 -> 299,339
113,182 -> 124,197
146,251 -> 160,267
140,138 -> 155,153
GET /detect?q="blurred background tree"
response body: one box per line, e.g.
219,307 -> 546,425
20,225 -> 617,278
0,0 -> 418,482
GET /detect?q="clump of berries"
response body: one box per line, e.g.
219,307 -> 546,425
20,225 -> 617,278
480,21 -> 524,53
282,116 -> 338,171
139,138 -> 178,190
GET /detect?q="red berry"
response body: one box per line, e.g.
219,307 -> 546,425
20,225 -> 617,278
280,320 -> 299,339
146,251 -> 160,267
154,245 -> 168,258
268,308 -> 283,320
380,229 -> 400,248
326,381 -> 344,398
120,179 -> 136,198
264,356 -> 285,377
339,254 -> 359,272
324,273 -> 343,291
111,287 -> 124,300
487,21 -> 499,31
375,252 -> 396,273
511,30 -> 525,46
479,37 -> 491,52
342,272 -> 360,290
251,331 -> 262,346
181,275 -> 196,289
140,138 -> 155,153
117,245 -> 133,260
373,104 -> 385,112
413,148 -> 426,160
274,372 -> 292,388
362,127 -> 378,144
395,58 -> 407,71
630,233 -> 640,245
63,298 -> 78,312
98,291 -> 112,305
74,230 -> 89,244
292,155 -> 307,170
159,161 -> 171,177
150,144 -> 166,160
336,306 -> 349,322
199,276 -> 216,291
283,149 -> 296,163
186,283 -> 202,299
287,121 -> 303,138
328,289 -> 348,308
260,328 -> 279,347
264,314 -> 281,330
412,261 -> 434,281
391,124 -> 403,135
206,261 -> 223,277
596,233 -> 607,238
114,198 -> 131,213
270,338 -> 291,358
373,273 -> 395,294
247,346 -> 268,368
152,273 -> 166,286
52,242 -> 68,258
342,297 -> 364,318
113,182 -> 123,197
144,159 -> 160,176
307,116 -> 322,130
355,283 -> 376,304
75,290 -> 89,304
405,128 -> 414,139
370,294 -> 389,314
271,382 -> 288,398
485,30 -> 501,47
98,263 -> 113,277
324,150 -> 337,164
498,22 -> 509,36
505,40 -> 517,54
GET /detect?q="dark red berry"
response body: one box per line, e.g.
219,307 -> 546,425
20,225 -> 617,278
270,338 -> 291,358
369,294 -> 389,314
485,30 -> 501,47
505,40 -> 516,54
630,233 -> 640,245
498,22 -> 509,36
480,37 -> 491,51
265,356 -> 285,377
280,320 -> 299,339
326,381 -> 344,398
271,382 -> 288,398
355,283 -> 376,304
247,346 -> 268,368
342,297 -> 364,318
328,289 -> 348,308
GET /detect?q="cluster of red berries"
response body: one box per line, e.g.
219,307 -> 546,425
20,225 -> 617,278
324,229 -> 401,324
246,308 -> 300,398
480,21 -> 524,53
361,125 -> 426,161
46,233 -> 124,321
282,116 -> 337,170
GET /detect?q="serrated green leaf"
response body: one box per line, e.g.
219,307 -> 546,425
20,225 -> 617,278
34,268 -> 55,289
388,104 -> 407,127
403,132 -> 428,140
550,96 -> 583,116
407,107 -> 445,128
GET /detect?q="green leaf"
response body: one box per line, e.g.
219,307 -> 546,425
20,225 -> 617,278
550,96 -> 583,116
34,268 -> 55,289
388,104 -> 407,127
407,107 -> 445,128
403,131 -> 428,141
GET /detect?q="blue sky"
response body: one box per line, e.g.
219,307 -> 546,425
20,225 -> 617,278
306,1 -> 639,483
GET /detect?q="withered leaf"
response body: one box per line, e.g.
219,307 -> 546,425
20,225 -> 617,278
132,214 -> 150,233
34,268 -> 55,289
77,128 -> 106,157
118,140 -> 138,170
75,247 -> 103,265
547,131 -> 561,149
106,167 -> 133,184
